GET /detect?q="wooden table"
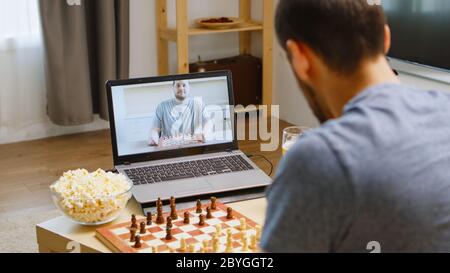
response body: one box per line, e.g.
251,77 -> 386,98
36,198 -> 267,253
34,118 -> 290,253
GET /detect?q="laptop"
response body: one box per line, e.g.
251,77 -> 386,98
106,70 -> 272,205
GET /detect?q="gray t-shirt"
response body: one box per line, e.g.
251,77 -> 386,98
261,83 -> 450,253
151,97 -> 208,138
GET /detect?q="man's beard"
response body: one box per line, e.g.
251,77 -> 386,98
175,94 -> 186,101
295,78 -> 329,124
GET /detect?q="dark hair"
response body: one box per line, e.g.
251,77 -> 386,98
173,80 -> 189,86
276,0 -> 386,74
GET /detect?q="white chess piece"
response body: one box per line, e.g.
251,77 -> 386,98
225,229 -> 233,253
212,234 -> 219,253
241,234 -> 249,252
225,237 -> 233,253
250,235 -> 257,250
240,218 -> 247,231
255,225 -> 261,241
215,224 -> 222,236
180,237 -> 187,252
201,240 -> 209,253
152,246 -> 158,253
188,244 -> 196,253
226,229 -> 232,239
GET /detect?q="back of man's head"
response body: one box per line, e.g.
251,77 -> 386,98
276,0 -> 387,74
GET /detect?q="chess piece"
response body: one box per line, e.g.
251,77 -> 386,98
241,234 -> 248,252
165,227 -> 173,240
201,240 -> 209,253
183,211 -> 190,224
226,229 -> 233,247
239,218 -> 247,231
180,237 -> 187,252
196,199 -> 202,213
226,207 -> 234,219
215,224 -> 222,236
130,214 -> 138,229
225,236 -> 233,253
188,244 -> 195,253
198,214 -> 205,226
226,229 -> 232,239
166,216 -> 173,228
130,222 -> 138,230
255,225 -> 261,241
212,234 -> 219,253
156,206 -> 164,224
140,221 -> 147,234
146,212 -> 152,225
170,196 -> 178,220
206,207 -> 212,219
134,235 -> 142,248
250,235 -> 257,250
152,246 -> 158,253
210,196 -> 217,210
170,204 -> 178,220
130,228 -> 136,242
157,197 -> 162,208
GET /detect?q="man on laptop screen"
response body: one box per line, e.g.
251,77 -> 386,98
111,75 -> 233,156
148,80 -> 211,147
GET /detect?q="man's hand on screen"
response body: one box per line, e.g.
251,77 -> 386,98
194,134 -> 206,143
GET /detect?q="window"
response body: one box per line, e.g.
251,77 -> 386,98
0,0 -> 41,48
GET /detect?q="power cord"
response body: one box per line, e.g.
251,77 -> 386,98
246,154 -> 274,177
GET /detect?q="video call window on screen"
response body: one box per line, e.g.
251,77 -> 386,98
111,76 -> 233,156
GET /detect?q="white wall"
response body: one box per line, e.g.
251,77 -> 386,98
273,41 -> 321,128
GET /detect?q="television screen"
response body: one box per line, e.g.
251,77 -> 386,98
383,0 -> 450,71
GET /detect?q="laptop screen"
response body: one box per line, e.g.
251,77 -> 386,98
110,75 -> 234,157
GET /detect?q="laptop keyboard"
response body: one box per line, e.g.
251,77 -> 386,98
123,155 -> 254,186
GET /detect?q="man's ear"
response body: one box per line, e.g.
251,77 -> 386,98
286,40 -> 310,82
384,25 -> 391,54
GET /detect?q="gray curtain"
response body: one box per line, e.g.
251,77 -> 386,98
39,0 -> 129,125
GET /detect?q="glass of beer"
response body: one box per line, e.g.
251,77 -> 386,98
282,126 -> 310,155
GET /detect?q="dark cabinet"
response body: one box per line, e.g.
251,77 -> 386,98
190,54 -> 262,106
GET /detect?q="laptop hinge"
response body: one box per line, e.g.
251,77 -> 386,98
123,162 -> 131,166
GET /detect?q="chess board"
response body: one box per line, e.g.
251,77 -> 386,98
95,202 -> 261,253
160,135 -> 200,147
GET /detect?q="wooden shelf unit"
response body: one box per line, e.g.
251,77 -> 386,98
155,0 -> 274,107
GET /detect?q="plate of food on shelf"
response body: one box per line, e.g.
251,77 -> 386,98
197,17 -> 242,30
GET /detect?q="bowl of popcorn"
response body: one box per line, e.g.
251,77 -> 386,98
50,169 -> 133,225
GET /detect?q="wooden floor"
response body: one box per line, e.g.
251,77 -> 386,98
0,118 -> 289,217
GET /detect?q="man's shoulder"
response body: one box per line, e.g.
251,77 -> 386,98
286,131 -> 333,163
156,99 -> 174,110
344,83 -> 450,119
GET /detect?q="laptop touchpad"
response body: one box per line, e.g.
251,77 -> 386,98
168,178 -> 213,195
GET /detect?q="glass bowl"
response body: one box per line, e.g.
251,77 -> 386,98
50,179 -> 133,226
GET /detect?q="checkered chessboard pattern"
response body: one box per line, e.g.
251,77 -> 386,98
95,202 -> 260,253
